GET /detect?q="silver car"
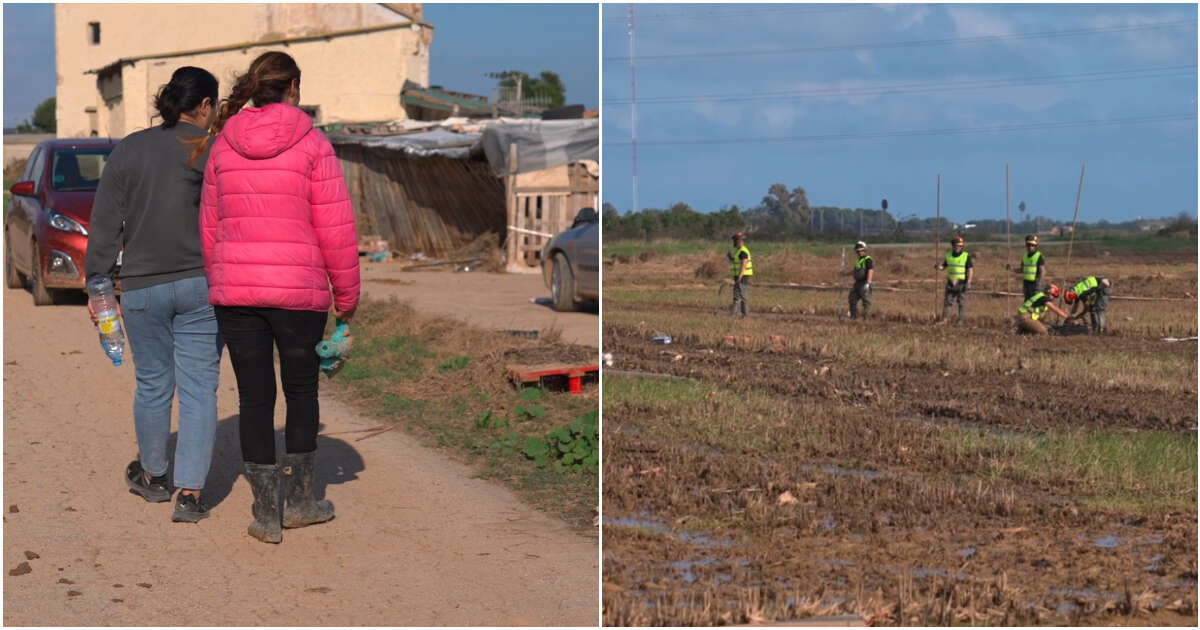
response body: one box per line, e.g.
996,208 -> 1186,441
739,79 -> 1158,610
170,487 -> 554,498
541,207 -> 598,312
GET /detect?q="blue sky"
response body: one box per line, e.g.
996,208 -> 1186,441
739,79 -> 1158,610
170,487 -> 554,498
2,3 -> 56,129
602,3 -> 1197,223
2,3 -> 599,129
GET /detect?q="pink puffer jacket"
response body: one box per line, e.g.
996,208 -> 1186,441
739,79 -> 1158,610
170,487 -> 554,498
200,103 -> 359,313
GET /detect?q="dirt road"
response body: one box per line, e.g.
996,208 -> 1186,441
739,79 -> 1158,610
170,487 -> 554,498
360,263 -> 598,347
2,285 -> 598,626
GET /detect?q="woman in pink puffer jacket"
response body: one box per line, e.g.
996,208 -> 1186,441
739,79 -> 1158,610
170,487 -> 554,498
199,51 -> 359,544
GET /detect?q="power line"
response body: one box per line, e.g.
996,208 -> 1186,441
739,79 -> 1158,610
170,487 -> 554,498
602,18 -> 1198,62
603,112 -> 1196,147
603,64 -> 1197,105
603,4 -> 874,22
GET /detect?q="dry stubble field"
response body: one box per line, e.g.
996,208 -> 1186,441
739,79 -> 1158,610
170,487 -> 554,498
601,237 -> 1197,626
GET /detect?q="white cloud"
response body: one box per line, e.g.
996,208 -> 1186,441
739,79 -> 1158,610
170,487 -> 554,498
855,50 -> 875,68
1081,11 -> 1195,61
692,100 -> 745,127
759,103 -> 802,133
894,5 -> 931,31
945,6 -> 1016,39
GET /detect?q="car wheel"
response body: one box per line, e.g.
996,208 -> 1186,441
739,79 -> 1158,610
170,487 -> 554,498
5,230 -> 26,289
551,252 -> 576,312
30,241 -> 58,306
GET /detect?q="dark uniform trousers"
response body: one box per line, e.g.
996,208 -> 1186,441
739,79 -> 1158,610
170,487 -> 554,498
731,277 -> 750,317
943,282 -> 968,323
849,282 -> 871,319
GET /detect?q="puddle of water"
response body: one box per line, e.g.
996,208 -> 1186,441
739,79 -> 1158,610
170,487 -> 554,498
784,596 -> 848,609
1056,601 -> 1081,615
959,546 -> 978,558
827,558 -> 856,567
1094,535 -> 1120,549
604,515 -> 734,548
716,573 -> 733,583
669,558 -> 718,571
1051,587 -> 1122,600
913,567 -> 951,579
678,531 -> 734,548
680,570 -> 696,584
1145,555 -> 1164,573
605,516 -> 669,533
1135,536 -> 1165,546
821,464 -> 886,480
821,515 -> 838,531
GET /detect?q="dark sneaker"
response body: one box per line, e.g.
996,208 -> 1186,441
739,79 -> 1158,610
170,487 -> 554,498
171,492 -> 210,523
125,460 -> 172,503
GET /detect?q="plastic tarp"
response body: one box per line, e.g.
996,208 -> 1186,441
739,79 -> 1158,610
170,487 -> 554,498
480,119 -> 599,176
325,128 -> 480,159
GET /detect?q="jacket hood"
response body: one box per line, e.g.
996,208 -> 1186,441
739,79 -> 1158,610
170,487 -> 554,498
221,103 -> 313,159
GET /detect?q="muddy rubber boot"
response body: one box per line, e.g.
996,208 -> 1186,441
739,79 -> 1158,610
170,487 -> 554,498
280,451 -> 335,529
243,462 -> 282,544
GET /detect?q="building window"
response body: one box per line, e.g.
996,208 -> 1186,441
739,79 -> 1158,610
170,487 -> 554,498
299,105 -> 319,121
88,22 -> 100,45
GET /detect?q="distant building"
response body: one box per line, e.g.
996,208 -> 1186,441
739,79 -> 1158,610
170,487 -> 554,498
55,3 -> 432,138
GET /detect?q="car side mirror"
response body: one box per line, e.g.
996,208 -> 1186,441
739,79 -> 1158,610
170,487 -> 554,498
10,181 -> 35,197
571,207 -> 598,228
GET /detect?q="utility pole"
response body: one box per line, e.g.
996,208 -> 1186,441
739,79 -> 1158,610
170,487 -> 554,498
628,4 -> 639,214
515,74 -> 523,117
1005,163 -> 1011,296
934,174 -> 941,319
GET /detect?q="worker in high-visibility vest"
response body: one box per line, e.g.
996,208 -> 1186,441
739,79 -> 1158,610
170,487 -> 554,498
1006,234 -> 1046,299
726,231 -> 753,317
848,241 -> 874,320
935,236 -> 974,324
1064,276 -> 1112,333
1015,284 -> 1070,334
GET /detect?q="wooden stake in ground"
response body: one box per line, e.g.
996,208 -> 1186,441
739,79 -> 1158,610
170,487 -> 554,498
1006,163 -> 1012,298
1065,163 -> 1086,281
840,246 -> 846,291
934,173 -> 941,319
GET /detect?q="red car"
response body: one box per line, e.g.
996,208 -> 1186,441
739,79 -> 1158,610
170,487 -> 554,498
5,138 -> 117,305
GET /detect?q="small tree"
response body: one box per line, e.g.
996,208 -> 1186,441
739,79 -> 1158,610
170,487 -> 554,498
497,71 -> 566,108
32,97 -> 56,133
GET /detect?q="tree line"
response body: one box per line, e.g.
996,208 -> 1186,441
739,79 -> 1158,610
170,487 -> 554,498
602,181 -> 1196,241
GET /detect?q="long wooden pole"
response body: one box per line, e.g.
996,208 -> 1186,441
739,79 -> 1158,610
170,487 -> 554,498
1064,163 -> 1086,282
934,173 -> 941,319
1005,163 -> 1011,297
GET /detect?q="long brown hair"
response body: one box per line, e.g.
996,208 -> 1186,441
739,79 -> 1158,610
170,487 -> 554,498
189,51 -> 302,163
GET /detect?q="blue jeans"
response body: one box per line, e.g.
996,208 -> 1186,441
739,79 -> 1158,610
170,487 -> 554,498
121,275 -> 223,490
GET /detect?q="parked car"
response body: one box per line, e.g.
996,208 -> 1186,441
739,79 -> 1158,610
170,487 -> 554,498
5,137 -> 117,305
541,207 -> 599,312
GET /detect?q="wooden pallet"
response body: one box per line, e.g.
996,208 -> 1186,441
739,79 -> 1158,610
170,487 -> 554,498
506,362 -> 599,394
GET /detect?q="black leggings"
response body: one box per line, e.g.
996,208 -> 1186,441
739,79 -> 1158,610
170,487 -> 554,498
214,306 -> 328,465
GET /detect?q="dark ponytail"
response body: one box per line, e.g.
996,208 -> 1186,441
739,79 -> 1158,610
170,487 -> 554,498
191,51 -> 301,164
154,66 -> 218,128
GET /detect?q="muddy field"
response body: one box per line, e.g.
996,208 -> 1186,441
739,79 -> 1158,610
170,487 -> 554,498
601,238 -> 1197,626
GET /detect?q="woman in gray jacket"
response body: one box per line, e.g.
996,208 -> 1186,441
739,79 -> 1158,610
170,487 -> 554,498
85,66 -> 223,523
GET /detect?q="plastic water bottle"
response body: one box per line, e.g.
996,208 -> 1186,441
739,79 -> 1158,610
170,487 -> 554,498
86,276 -> 125,366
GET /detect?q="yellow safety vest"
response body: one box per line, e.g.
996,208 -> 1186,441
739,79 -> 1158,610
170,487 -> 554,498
730,246 -> 753,277
945,250 -> 968,282
1071,276 -> 1100,303
1021,251 -> 1042,282
1018,291 -> 1049,320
